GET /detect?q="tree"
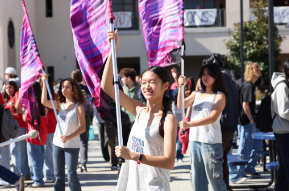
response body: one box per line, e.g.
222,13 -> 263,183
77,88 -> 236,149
225,0 -> 284,80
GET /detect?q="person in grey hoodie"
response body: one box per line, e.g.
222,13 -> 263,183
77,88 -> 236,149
271,60 -> 289,191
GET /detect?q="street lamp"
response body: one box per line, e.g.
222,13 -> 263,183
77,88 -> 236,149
240,0 -> 244,83
268,0 -> 274,92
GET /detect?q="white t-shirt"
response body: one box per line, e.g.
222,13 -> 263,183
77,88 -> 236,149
189,91 -> 222,144
53,103 -> 81,148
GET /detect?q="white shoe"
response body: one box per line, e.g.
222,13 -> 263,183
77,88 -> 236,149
231,177 -> 247,184
0,184 -> 11,189
177,159 -> 183,163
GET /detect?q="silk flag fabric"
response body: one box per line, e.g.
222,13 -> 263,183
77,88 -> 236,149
139,0 -> 184,67
70,0 -> 113,107
20,0 -> 42,129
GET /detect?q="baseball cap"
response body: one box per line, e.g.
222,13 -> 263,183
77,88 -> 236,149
5,67 -> 17,75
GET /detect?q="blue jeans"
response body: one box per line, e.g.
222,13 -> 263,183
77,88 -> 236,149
229,123 -> 263,182
43,133 -> 55,180
176,128 -> 183,160
27,142 -> 45,186
10,127 -> 30,177
190,141 -> 227,191
53,145 -> 81,191
0,165 -> 20,185
0,146 -> 10,185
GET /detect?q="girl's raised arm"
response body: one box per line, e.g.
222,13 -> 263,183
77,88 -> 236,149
15,89 -> 25,114
101,30 -> 144,116
41,74 -> 60,110
177,76 -> 196,109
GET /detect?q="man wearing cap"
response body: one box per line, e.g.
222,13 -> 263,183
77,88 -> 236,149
1,67 -> 21,95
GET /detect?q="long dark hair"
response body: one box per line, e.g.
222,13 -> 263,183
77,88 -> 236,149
284,59 -> 289,84
141,66 -> 172,138
3,81 -> 19,111
33,82 -> 45,116
199,64 -> 228,98
57,78 -> 85,104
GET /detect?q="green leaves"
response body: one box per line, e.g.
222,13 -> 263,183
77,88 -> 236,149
225,0 -> 284,80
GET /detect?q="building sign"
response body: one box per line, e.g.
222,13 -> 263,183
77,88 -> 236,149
250,7 -> 289,24
184,9 -> 217,26
114,12 -> 133,28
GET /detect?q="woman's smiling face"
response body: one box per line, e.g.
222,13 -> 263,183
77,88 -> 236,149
141,71 -> 168,101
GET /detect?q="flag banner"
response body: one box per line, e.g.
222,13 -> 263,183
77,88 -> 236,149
184,9 -> 217,26
139,0 -> 184,67
20,0 -> 43,129
70,0 -> 112,107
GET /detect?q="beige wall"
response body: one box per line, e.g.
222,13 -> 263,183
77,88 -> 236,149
2,0 -> 289,82
35,0 -> 76,81
0,0 -> 36,87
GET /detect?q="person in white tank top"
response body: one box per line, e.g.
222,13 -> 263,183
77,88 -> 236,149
177,64 -> 228,191
41,75 -> 86,191
101,30 -> 178,191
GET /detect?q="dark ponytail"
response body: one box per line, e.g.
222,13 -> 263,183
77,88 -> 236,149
159,93 -> 172,138
141,66 -> 172,138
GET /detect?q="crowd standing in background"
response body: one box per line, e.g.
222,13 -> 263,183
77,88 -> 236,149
1,47 -> 289,191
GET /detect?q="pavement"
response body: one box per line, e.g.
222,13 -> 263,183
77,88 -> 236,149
1,125 -> 274,191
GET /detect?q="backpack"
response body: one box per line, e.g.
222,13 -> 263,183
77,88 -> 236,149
0,105 -> 19,142
254,80 -> 288,132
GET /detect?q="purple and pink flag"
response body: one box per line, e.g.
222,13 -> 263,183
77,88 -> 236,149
139,0 -> 184,67
20,0 -> 43,128
70,0 -> 114,107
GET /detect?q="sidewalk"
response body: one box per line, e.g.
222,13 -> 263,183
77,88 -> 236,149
1,125 -> 273,191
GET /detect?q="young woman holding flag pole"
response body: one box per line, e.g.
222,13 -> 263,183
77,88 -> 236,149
41,76 -> 86,191
101,29 -> 177,191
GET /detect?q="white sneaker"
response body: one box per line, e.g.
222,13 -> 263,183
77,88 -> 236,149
0,184 -> 11,189
231,177 -> 247,184
177,159 -> 183,163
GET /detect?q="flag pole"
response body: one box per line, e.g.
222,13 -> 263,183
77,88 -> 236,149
108,0 -> 125,164
21,0 -> 63,136
181,45 -> 186,135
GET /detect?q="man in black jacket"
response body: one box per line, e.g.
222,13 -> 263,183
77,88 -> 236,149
202,53 -> 239,190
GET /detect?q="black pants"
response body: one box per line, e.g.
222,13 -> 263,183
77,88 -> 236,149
79,115 -> 90,165
221,130 -> 235,190
105,121 -> 132,166
275,133 -> 289,191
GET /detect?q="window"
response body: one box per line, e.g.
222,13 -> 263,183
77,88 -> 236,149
112,0 -> 139,30
46,0 -> 53,17
8,20 -> 15,49
185,0 -> 215,9
112,0 -> 133,11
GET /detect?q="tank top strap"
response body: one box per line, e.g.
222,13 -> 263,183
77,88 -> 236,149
60,103 -> 64,110
73,103 -> 79,110
136,107 -> 146,122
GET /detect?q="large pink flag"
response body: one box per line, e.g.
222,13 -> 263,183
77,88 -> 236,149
70,0 -> 114,107
20,0 -> 43,128
139,0 -> 184,67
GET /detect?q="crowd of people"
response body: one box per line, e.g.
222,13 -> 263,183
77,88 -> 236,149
0,29 -> 289,191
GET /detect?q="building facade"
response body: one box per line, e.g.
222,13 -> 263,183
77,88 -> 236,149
1,0 -> 289,85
